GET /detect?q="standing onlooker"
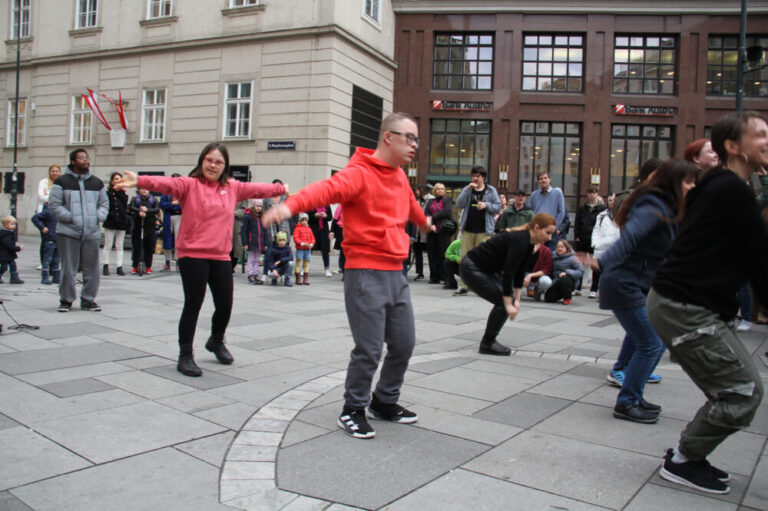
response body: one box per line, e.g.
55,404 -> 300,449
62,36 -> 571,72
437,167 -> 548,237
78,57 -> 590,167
241,199 -> 270,284
590,193 -> 620,298
48,148 -> 108,312
683,138 -> 719,172
293,212 -> 315,285
0,216 -> 24,284
331,204 -> 345,274
573,186 -> 605,294
529,172 -> 566,249
116,142 -> 287,377
308,205 -> 333,277
263,112 -> 429,440
32,205 -> 59,285
412,184 -> 433,280
159,173 -> 182,271
649,112 -> 768,494
37,165 -> 62,270
495,189 -> 533,232
130,188 -> 159,275
425,183 -> 453,284
453,166 -> 502,296
102,172 -> 129,276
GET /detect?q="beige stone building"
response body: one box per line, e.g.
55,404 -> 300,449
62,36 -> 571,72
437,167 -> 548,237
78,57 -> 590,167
1,0 -> 396,233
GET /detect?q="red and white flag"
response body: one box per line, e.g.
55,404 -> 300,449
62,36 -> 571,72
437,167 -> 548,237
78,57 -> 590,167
83,89 -> 112,130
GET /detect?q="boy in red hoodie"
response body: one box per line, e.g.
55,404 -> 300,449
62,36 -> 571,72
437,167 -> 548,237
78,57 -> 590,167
264,112 -> 430,439
293,212 -> 315,285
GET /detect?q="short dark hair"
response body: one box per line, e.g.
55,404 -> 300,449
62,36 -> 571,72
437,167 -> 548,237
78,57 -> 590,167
470,165 -> 487,178
272,178 -> 283,185
585,186 -> 598,194
513,189 -> 526,196
69,148 -> 88,164
189,142 -> 230,185
536,171 -> 550,179
639,158 -> 663,182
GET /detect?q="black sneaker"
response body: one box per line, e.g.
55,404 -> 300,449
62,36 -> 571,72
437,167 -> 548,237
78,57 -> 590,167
80,300 -> 102,311
639,399 -> 662,413
337,407 -> 375,439
57,301 -> 72,312
613,403 -> 659,424
660,449 -> 730,494
368,398 -> 418,424
452,288 -> 468,296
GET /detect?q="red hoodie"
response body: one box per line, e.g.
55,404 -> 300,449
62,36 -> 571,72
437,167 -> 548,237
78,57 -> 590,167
137,175 -> 285,261
284,148 -> 427,271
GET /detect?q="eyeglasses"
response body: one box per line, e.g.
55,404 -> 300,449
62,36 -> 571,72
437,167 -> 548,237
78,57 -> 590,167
203,158 -> 226,167
389,130 -> 420,147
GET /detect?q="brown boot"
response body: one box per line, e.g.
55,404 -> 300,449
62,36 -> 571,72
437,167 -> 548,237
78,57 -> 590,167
303,273 -> 310,285
295,272 -> 303,285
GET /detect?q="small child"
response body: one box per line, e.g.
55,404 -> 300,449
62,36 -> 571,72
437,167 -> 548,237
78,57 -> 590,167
293,212 -> 315,285
241,199 -> 270,285
0,215 -> 24,284
264,231 -> 294,286
31,205 -> 60,285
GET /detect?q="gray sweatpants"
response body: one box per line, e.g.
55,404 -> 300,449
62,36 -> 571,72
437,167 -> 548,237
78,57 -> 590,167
647,288 -> 764,460
58,235 -> 101,305
343,269 -> 416,409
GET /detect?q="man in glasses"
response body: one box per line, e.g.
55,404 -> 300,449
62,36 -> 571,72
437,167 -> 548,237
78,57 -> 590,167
263,112 -> 430,439
48,148 -> 108,312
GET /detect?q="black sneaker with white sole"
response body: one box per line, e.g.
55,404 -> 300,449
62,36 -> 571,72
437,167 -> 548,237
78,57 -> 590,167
80,300 -> 102,311
660,448 -> 730,494
337,407 -> 375,439
367,398 -> 418,424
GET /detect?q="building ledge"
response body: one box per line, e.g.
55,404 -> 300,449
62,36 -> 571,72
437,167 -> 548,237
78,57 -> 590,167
69,27 -> 103,38
222,5 -> 266,17
139,16 -> 179,28
5,36 -> 33,46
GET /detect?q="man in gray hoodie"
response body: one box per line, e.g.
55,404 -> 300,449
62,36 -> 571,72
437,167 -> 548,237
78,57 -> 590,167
48,148 -> 108,312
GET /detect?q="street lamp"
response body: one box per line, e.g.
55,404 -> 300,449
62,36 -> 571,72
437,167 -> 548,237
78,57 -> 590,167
10,0 -> 22,220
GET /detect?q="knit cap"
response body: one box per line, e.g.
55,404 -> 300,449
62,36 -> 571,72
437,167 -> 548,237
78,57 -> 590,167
276,231 -> 288,242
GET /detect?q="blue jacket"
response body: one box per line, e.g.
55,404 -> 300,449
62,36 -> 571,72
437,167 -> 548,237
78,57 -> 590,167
265,242 -> 293,272
32,205 -> 57,243
159,194 -> 181,249
552,252 -> 583,282
598,192 -> 676,310
455,184 -> 501,235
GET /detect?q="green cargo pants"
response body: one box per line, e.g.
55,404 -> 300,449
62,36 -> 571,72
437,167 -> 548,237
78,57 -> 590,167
647,288 -> 764,461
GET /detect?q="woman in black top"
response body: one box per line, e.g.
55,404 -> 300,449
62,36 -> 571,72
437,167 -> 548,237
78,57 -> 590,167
460,213 -> 556,355
102,172 -> 129,276
425,182 -> 454,284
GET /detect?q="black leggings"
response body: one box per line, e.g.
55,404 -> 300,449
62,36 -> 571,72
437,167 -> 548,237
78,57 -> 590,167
459,257 -> 509,342
177,257 -> 233,346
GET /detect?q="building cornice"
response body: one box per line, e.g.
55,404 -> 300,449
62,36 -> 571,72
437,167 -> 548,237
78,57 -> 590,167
0,24 -> 396,71
392,0 -> 768,15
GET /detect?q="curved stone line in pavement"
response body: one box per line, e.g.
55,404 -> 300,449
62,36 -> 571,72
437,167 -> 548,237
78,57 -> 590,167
217,350 -> 680,510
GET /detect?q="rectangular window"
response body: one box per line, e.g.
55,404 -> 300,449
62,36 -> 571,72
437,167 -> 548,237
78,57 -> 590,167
230,0 -> 258,6
147,0 -> 172,19
70,95 -> 92,145
609,124 -> 674,194
6,99 -> 26,147
350,85 -> 383,152
430,119 -> 491,177
522,34 -> 584,92
223,82 -> 252,138
613,35 -> 676,95
518,121 -> 581,210
707,35 -> 768,97
363,0 -> 380,23
141,88 -> 166,142
433,33 -> 494,90
11,0 -> 31,39
75,0 -> 98,29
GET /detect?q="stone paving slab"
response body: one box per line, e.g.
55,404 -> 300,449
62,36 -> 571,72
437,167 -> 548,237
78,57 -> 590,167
0,342 -> 149,375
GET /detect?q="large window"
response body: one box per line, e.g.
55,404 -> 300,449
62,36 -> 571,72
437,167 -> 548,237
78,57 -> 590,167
141,88 -> 166,142
75,0 -> 98,29
146,0 -> 172,19
224,82 -> 252,138
70,96 -> 92,145
11,0 -> 31,39
522,34 -> 584,92
609,124 -> 674,194
6,99 -> 26,147
613,35 -> 676,95
433,34 -> 493,90
363,0 -> 380,23
430,119 -> 490,178
707,35 -> 768,97
518,121 -> 581,210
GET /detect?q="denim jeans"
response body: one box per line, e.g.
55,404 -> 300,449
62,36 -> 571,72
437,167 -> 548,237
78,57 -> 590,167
613,306 -> 665,407
738,283 -> 752,321
41,240 -> 60,272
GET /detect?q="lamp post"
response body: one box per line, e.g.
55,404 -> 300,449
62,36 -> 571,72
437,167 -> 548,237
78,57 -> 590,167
10,0 -> 22,220
736,0 -> 748,113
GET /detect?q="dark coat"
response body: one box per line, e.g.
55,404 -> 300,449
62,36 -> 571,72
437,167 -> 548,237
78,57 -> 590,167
159,193 -> 181,249
32,205 -> 58,243
264,242 -> 293,272
574,201 -> 606,252
425,196 -> 453,233
0,229 -> 20,263
103,187 -> 129,231
241,209 -> 270,253
130,193 -> 160,236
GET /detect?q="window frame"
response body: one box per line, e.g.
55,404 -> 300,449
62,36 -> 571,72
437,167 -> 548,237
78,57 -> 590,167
223,81 -> 253,139
75,0 -> 98,29
6,99 -> 26,147
146,0 -> 173,19
429,118 -> 491,179
363,0 -> 381,24
229,0 -> 259,6
70,95 -> 93,145
706,34 -> 768,97
433,33 -> 495,91
141,88 -> 167,142
612,34 -> 677,95
522,33 -> 585,93
609,123 -> 675,194
10,0 -> 31,39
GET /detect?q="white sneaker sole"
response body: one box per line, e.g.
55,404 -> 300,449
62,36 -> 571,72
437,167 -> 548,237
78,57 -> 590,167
659,466 -> 730,494
336,417 -> 375,439
366,409 -> 418,424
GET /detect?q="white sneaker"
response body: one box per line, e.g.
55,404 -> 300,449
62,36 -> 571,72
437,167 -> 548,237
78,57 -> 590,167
325,269 -> 332,277
588,291 -> 597,299
737,320 -> 752,332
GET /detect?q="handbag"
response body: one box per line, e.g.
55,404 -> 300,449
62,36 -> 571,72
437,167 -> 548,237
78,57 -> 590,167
440,217 -> 457,233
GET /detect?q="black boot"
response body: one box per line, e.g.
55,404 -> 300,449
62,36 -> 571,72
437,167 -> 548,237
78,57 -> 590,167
52,270 -> 60,284
205,335 -> 234,365
479,336 -> 511,356
41,270 -> 52,285
177,344 -> 202,377
116,267 -> 125,276
10,273 -> 24,285
103,264 -> 109,276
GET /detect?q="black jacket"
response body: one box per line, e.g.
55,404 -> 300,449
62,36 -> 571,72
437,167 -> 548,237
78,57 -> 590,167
0,229 -> 20,263
104,187 -> 129,230
32,205 -> 58,243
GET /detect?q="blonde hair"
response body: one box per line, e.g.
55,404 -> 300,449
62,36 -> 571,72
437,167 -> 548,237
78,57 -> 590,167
556,239 -> 573,253
1,215 -> 16,226
48,164 -> 61,188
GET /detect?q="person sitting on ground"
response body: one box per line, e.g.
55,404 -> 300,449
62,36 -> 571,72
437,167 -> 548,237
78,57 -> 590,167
495,189 -> 534,232
293,212 -> 315,285
264,231 -> 294,286
0,216 -> 24,284
32,205 -> 60,285
523,242 -> 552,301
442,238 -> 461,290
544,239 -> 584,305
241,199 -> 270,285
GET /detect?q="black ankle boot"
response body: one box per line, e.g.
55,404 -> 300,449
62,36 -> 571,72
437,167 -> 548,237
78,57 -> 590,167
479,337 -> 511,356
116,267 -> 125,276
205,335 -> 234,365
177,345 -> 202,377
103,264 -> 109,276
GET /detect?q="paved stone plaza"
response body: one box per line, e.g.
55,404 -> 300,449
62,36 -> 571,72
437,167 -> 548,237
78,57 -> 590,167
0,235 -> 766,510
